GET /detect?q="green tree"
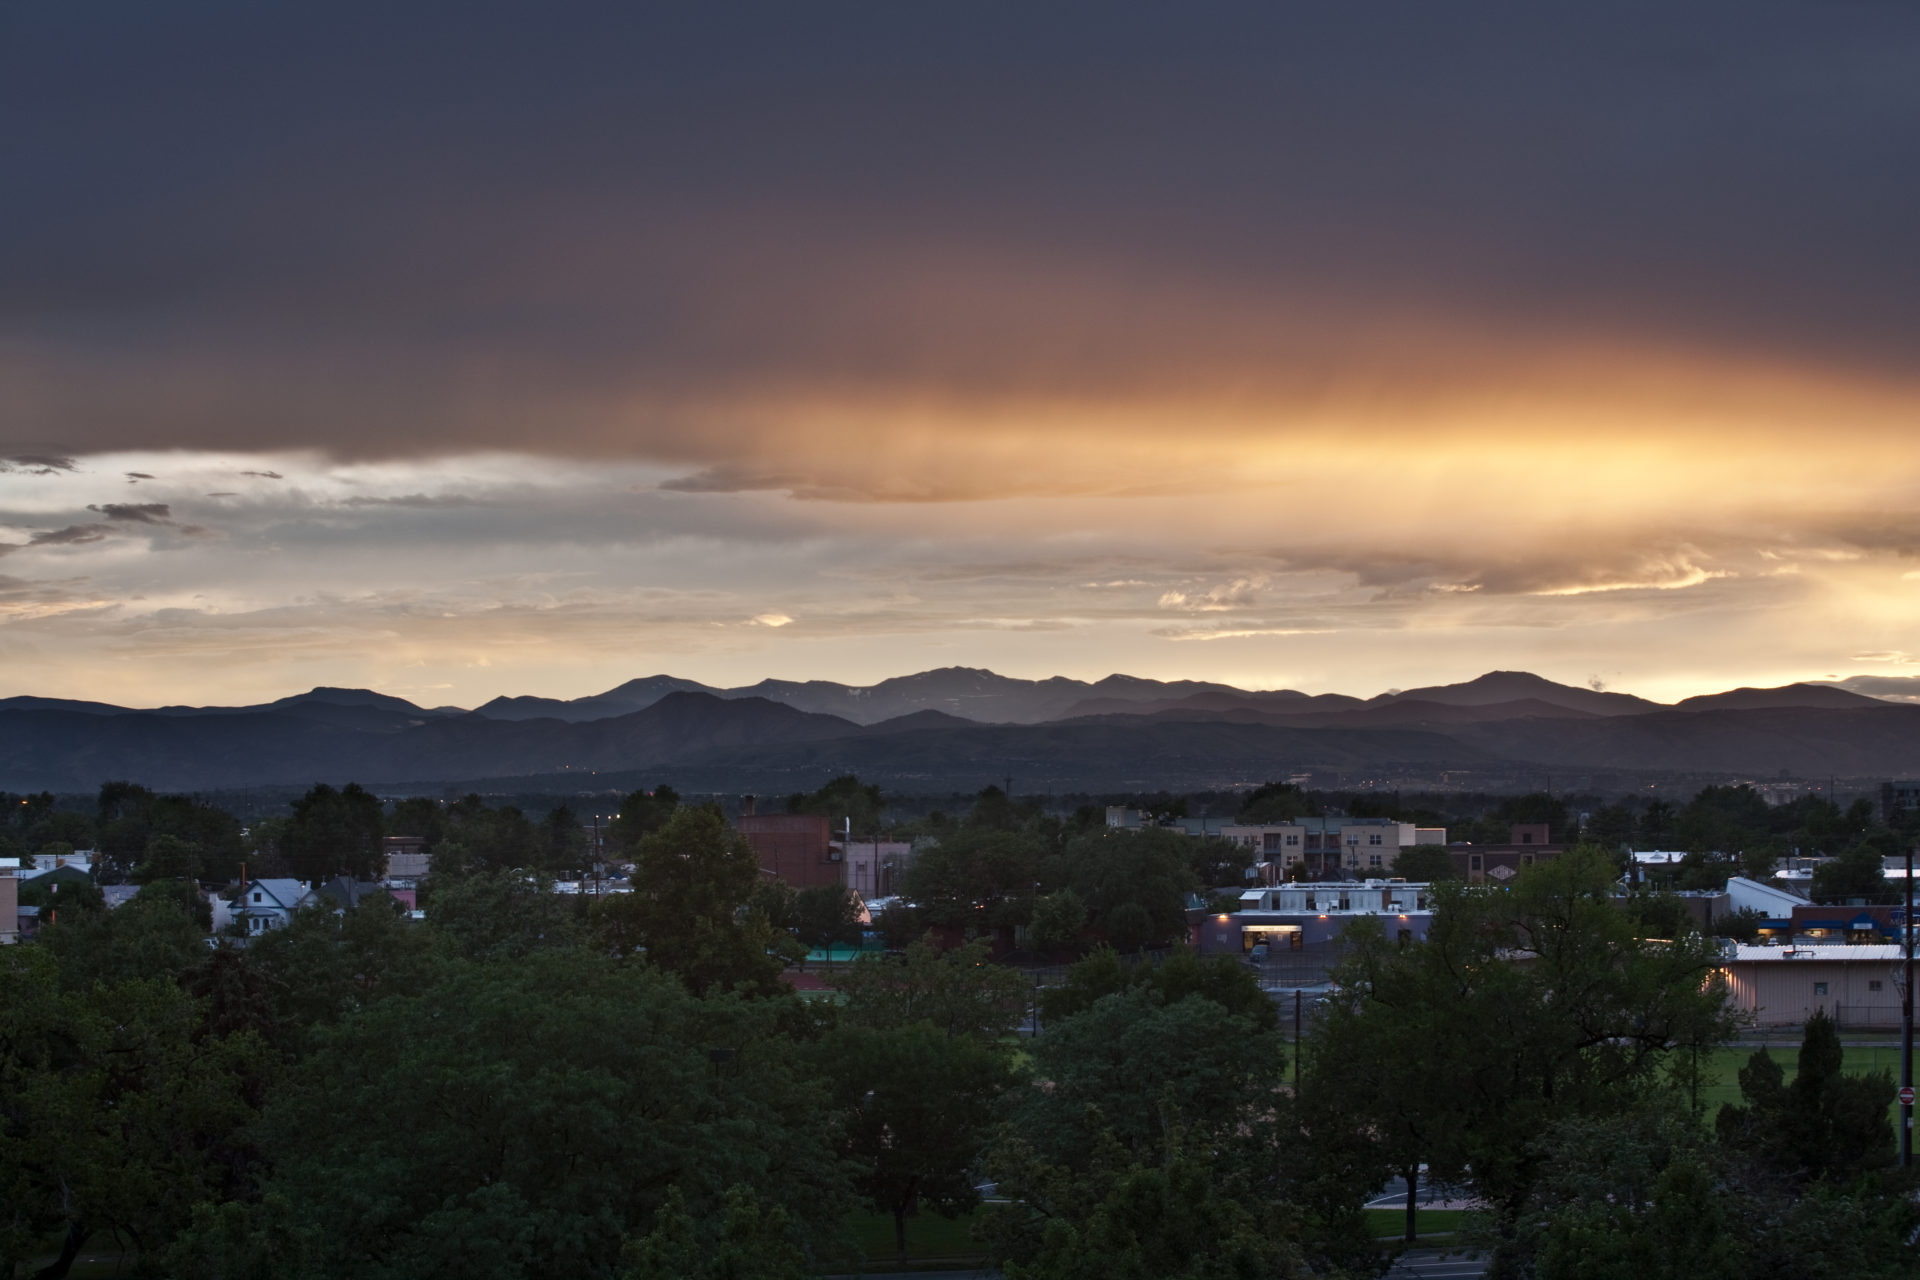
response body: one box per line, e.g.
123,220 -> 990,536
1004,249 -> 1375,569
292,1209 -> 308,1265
791,883 -> 863,953
1583,802 -> 1636,852
902,828 -> 1044,931
1812,843 -> 1892,904
1237,781 -> 1312,824
137,831 -> 204,882
831,936 -> 1026,1040
1011,986 -> 1283,1169
1715,1011 -> 1896,1184
588,805 -> 801,995
1103,901 -> 1151,952
429,870 -> 582,963
1057,827 -> 1195,948
252,951 -> 850,1280
1304,851 -> 1736,1267
1027,889 -> 1086,955
242,895 -> 451,1049
538,804 -> 587,874
1041,945 -> 1275,1029
608,785 -> 680,851
386,795 -> 445,845
619,1185 -> 809,1280
1637,799 -> 1677,848
0,946 -> 265,1280
991,1133 -> 1305,1280
40,885 -> 209,990
284,782 -> 385,881
786,774 -> 886,838
1390,843 -> 1458,881
873,899 -> 921,950
1512,1099 -> 1742,1280
1675,785 -> 1771,855
431,795 -> 540,876
819,1022 -> 1015,1255
16,868 -> 106,919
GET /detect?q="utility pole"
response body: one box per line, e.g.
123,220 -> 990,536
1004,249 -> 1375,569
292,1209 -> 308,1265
1293,989 -> 1302,1093
1905,843 -> 1914,1168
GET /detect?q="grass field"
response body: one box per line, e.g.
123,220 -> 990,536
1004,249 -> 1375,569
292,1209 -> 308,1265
1366,1208 -> 1467,1239
832,1207 -> 988,1267
1696,1041 -> 1909,1123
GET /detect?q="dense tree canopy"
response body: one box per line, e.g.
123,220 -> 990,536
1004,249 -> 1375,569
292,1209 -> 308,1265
11,774 -> 1920,1279
246,951 -> 850,1280
589,805 -> 801,995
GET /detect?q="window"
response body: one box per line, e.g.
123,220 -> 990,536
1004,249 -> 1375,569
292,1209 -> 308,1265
1286,834 -> 1299,846
1814,982 -> 1829,996
252,892 -> 262,903
1369,833 -> 1383,846
1369,853 -> 1383,869
1470,855 -> 1483,872
1337,894 -> 1351,910
1870,980 -> 1884,993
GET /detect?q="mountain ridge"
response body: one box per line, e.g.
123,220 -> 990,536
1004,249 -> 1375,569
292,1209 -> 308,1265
2,671 -> 1915,792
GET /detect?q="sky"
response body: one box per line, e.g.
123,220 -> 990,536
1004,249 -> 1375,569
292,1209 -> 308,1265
4,2 -> 1920,709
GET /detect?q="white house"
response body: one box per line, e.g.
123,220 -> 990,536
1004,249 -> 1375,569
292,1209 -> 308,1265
229,878 -> 316,935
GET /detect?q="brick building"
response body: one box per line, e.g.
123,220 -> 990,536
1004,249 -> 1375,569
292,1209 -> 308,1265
735,813 -> 842,889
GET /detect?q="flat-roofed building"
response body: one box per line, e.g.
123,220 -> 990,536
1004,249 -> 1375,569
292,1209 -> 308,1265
1194,878 -> 1436,955
1720,943 -> 1903,1030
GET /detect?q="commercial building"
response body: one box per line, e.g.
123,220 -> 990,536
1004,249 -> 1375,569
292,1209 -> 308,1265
836,838 -> 915,900
1719,943 -> 1904,1030
1193,878 -> 1437,955
1225,818 -> 1446,880
1449,824 -> 1564,883
1882,780 -> 1920,823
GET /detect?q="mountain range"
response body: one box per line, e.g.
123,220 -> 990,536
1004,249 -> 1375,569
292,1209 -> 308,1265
0,669 -> 1913,794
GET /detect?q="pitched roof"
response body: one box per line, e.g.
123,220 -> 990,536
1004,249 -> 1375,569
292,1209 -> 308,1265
234,878 -> 311,909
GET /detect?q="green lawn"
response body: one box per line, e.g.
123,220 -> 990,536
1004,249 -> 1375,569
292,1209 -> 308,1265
830,1207 -> 988,1269
1695,1042 -> 1911,1128
1366,1208 -> 1466,1240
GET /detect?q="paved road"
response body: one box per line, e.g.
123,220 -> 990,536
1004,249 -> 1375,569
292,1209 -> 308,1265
1387,1247 -> 1490,1279
1365,1173 -> 1475,1210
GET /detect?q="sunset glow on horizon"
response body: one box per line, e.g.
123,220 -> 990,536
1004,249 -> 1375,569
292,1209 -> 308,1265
5,3 -> 1919,709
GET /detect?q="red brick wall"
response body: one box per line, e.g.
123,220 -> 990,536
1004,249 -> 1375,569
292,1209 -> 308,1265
735,814 -> 840,888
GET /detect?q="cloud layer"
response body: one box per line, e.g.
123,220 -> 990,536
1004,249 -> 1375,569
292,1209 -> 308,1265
3,6 -> 1918,703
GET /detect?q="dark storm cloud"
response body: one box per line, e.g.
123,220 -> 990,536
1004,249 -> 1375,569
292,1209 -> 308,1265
26,524 -> 115,547
88,502 -> 172,523
4,2 -> 1918,458
0,454 -> 78,474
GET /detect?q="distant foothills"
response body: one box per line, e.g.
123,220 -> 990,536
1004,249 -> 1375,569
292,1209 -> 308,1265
2,668 -> 1918,795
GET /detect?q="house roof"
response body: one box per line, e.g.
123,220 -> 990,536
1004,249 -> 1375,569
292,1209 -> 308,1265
19,864 -> 93,884
1730,944 -> 1905,962
234,878 -> 312,910
316,877 -> 386,907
